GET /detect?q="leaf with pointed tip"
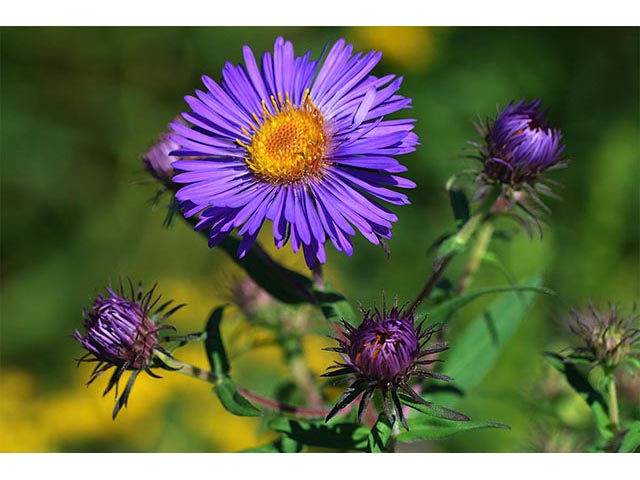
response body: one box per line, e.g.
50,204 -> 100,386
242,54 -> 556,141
398,393 -> 469,422
449,187 -> 470,228
431,276 -> 549,406
618,421 -> 640,453
544,352 -> 611,440
268,417 -> 370,451
214,378 -> 262,417
367,414 -> 394,452
204,306 -> 230,378
424,283 -> 554,324
397,416 -> 509,442
312,281 -> 356,326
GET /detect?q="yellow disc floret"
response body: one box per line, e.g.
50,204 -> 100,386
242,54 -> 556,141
238,90 -> 329,185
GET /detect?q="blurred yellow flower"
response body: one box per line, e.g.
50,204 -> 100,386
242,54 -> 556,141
351,27 -> 436,72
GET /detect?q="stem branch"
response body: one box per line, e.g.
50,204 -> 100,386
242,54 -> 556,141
153,350 -> 330,418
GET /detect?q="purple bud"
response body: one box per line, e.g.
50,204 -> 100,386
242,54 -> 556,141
74,281 -> 181,418
323,301 -> 464,429
484,99 -> 566,185
142,124 -> 181,183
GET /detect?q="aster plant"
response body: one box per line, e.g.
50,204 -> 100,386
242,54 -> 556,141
74,34 -> 640,454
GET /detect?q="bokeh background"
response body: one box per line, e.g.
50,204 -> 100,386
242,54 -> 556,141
1,26 -> 638,453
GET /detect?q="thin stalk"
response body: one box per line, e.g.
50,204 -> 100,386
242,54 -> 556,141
456,221 -> 495,294
153,350 -> 329,418
608,376 -> 620,430
409,213 -> 484,312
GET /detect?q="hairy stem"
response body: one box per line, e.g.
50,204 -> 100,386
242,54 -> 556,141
456,221 -> 495,294
153,350 -> 329,418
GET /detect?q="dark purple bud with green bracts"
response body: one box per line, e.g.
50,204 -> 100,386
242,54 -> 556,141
323,301 -> 468,430
74,280 -> 184,419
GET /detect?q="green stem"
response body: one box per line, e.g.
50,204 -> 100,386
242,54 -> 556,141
456,221 -> 495,294
409,213 -> 484,312
153,350 -> 330,418
608,376 -> 620,430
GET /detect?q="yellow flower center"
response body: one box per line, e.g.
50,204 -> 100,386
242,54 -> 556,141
239,90 -> 329,185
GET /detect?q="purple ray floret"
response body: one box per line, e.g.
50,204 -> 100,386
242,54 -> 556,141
170,37 -> 418,269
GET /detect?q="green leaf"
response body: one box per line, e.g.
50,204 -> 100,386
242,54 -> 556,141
399,394 -> 469,422
433,213 -> 482,266
544,352 -> 611,440
397,416 -> 509,443
449,187 -> 471,228
432,276 -> 549,406
268,417 -> 370,451
192,227 -> 314,304
367,415 -> 393,453
204,306 -> 230,378
241,435 -> 304,453
619,421 -> 640,453
425,283 -> 554,324
312,280 -> 356,325
214,378 -> 262,417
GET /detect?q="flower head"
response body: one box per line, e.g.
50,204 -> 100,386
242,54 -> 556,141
74,280 -> 183,418
170,37 -> 418,269
142,121 -> 182,183
470,99 -> 567,235
323,302 -> 467,429
568,303 -> 639,370
482,99 -> 565,186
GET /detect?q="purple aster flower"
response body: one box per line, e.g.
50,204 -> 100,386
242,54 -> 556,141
75,280 -> 183,418
568,303 -> 639,370
323,302 -> 467,429
481,99 -> 566,186
170,37 -> 418,269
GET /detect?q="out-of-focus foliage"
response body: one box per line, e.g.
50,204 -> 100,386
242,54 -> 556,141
1,26 -> 638,452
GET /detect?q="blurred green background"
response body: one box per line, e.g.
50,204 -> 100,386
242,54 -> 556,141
1,27 -> 638,452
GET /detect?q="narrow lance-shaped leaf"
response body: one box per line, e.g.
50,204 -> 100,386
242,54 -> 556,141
431,276 -> 547,406
204,306 -> 230,378
397,416 -> 509,443
203,306 -> 262,417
